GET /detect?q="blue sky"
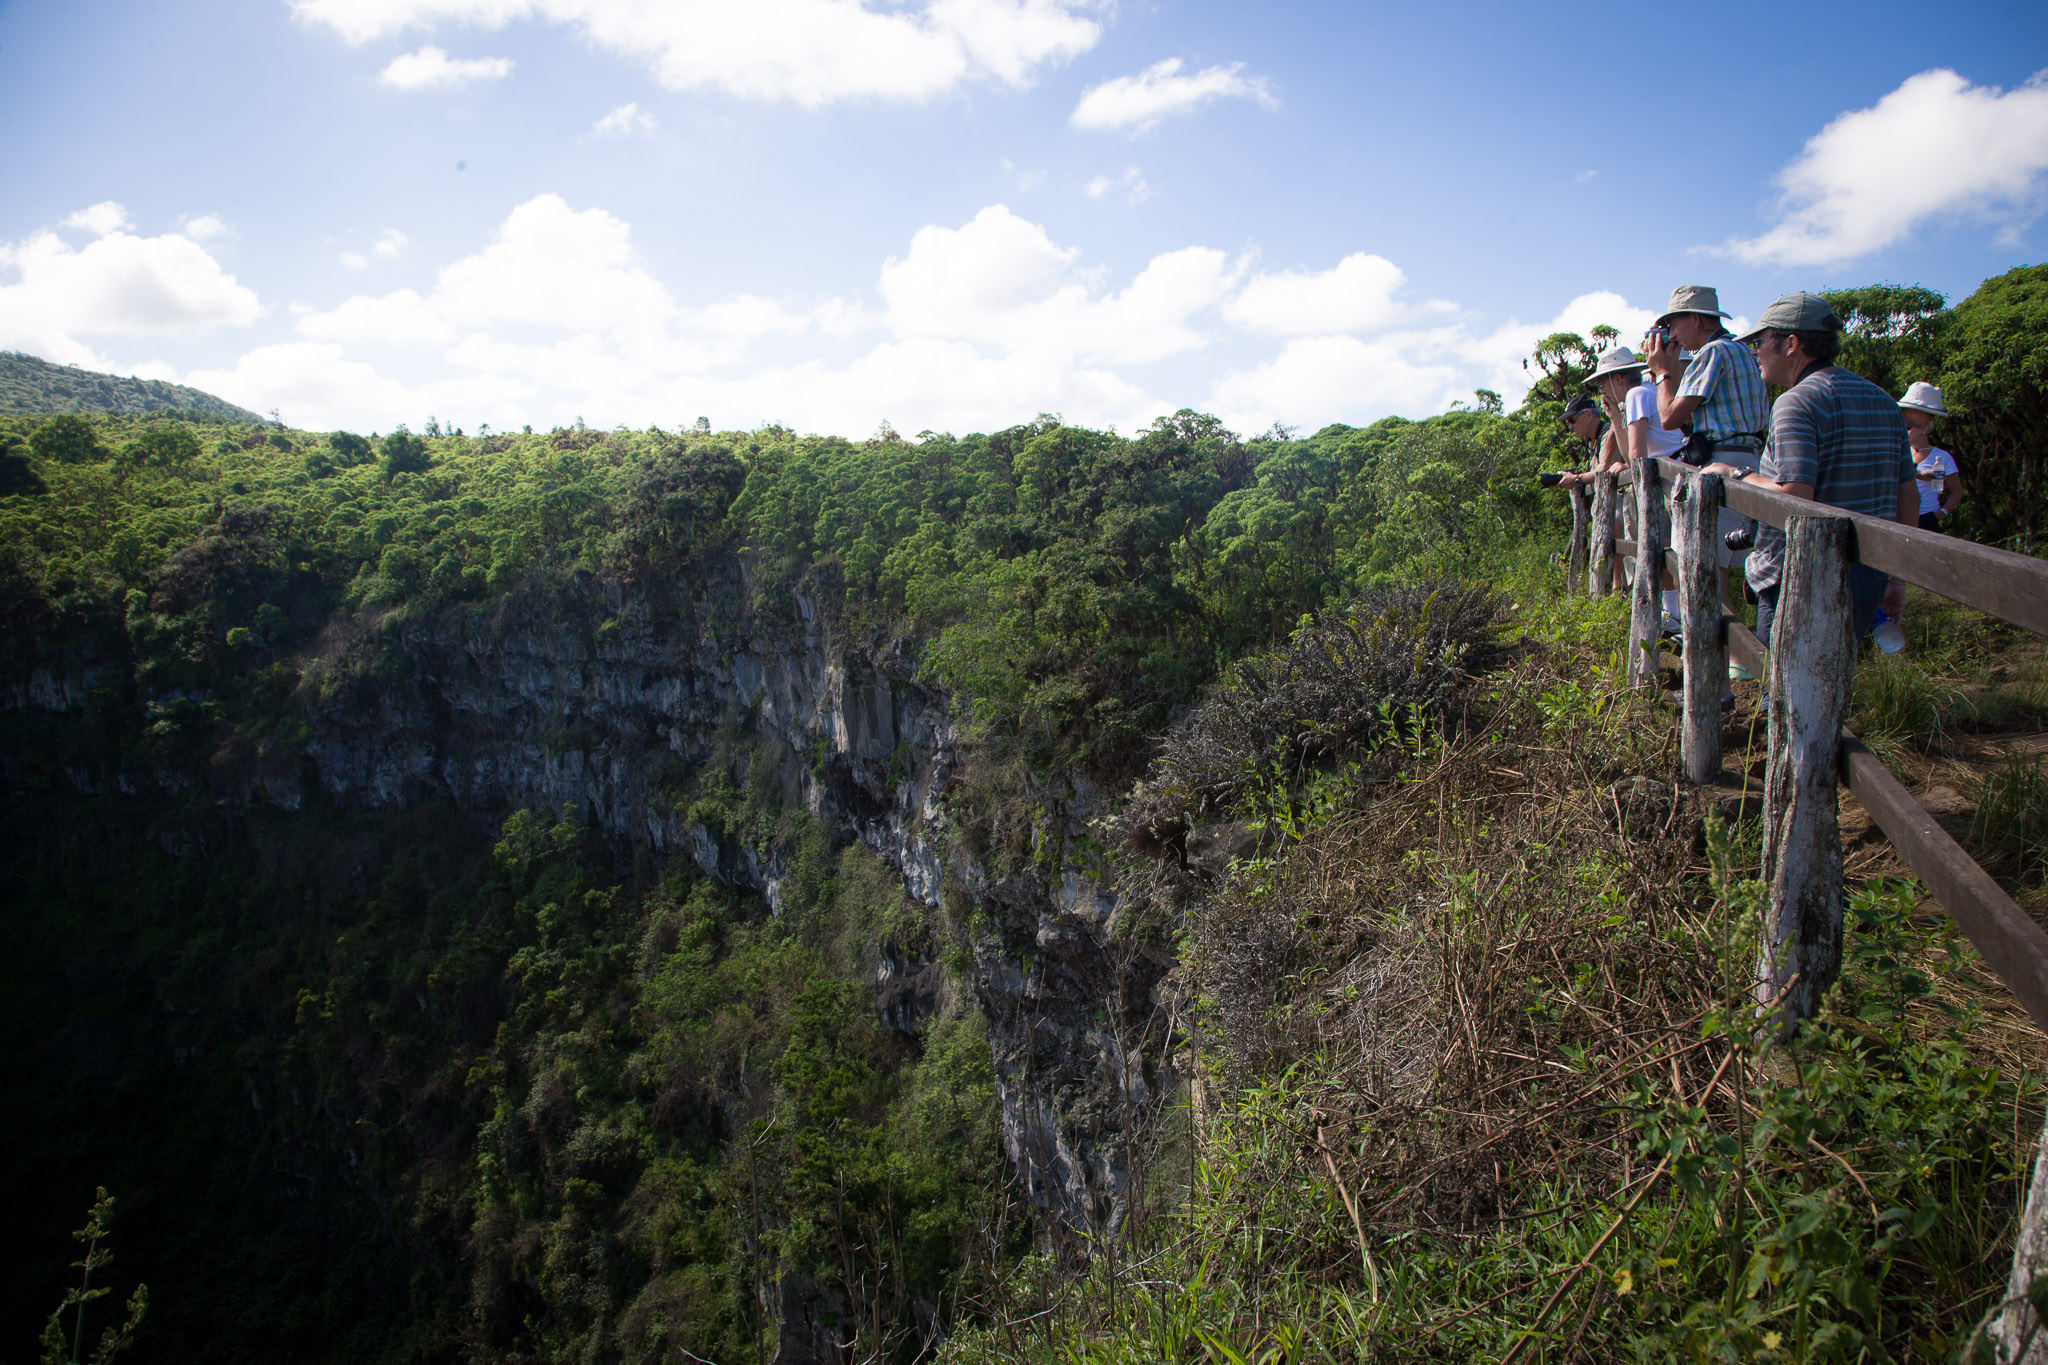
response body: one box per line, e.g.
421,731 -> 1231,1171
3,0 -> 2046,436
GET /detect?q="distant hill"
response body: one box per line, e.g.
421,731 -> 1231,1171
0,351 -> 268,424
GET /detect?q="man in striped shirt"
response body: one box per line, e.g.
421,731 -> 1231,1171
1641,285 -> 1770,628
1701,292 -> 1917,647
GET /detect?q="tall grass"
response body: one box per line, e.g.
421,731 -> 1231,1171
1971,753 -> 2048,886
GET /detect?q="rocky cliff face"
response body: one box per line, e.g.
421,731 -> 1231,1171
9,561 -> 1173,1234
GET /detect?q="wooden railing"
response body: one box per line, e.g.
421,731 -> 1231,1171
1575,455 -> 2048,1037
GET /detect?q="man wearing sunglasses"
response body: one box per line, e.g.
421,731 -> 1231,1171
1699,292 -> 1917,649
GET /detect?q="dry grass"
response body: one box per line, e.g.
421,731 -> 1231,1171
1178,650 -> 1747,1244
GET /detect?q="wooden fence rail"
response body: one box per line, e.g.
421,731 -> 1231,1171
1598,456 -> 2048,1036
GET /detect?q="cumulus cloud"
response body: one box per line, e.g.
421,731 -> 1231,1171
181,213 -> 231,240
1071,57 -> 1275,134
877,204 -> 1236,364
1720,67 -> 2048,267
380,44 -> 513,89
293,0 -> 1101,107
341,228 -> 410,270
0,209 -> 262,365
1207,289 -> 1658,434
594,101 -> 657,136
1083,167 -> 1151,204
1223,253 -> 1453,336
64,202 -> 134,236
173,194 -> 1654,437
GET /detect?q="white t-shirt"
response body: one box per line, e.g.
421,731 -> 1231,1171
1625,380 -> 1686,461
1915,446 -> 1958,516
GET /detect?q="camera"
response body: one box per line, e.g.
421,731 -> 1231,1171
1724,526 -> 1754,553
1539,471 -> 1567,488
1643,325 -> 1672,348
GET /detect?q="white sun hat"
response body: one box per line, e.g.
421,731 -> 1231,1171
1898,381 -> 1947,416
1584,346 -> 1648,385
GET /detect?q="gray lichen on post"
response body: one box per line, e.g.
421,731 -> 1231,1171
1672,469 -> 1727,785
1589,473 -> 1617,600
1566,485 -> 1590,596
1627,461 -> 1668,688
1990,1109 -> 2048,1363
1757,514 -> 1854,1032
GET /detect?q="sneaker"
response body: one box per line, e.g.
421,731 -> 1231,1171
1728,661 -> 1754,683
1660,614 -> 1683,639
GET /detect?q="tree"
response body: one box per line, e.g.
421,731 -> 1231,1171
380,428 -> 431,480
327,431 -> 373,466
123,421 -> 201,468
1821,284 -> 1948,396
0,432 -> 45,496
1937,265 -> 2048,554
30,414 -> 103,464
1524,332 -> 1597,409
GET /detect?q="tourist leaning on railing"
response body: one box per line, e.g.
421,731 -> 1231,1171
1699,292 -> 1919,649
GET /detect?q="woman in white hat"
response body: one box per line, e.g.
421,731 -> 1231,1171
1876,382 -> 1962,643
1899,382 -> 1961,532
1576,345 -> 1687,613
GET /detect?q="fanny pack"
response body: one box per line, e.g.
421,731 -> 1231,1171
1678,429 -> 1767,468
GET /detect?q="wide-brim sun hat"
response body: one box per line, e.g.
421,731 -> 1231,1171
1656,284 -> 1731,325
1737,291 -> 1843,343
1898,381 -> 1947,416
1585,345 -> 1647,385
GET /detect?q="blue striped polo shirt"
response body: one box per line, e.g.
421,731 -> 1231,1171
1745,366 -> 1916,591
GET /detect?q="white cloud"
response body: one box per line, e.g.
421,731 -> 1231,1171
187,341 -> 526,433
341,228 -> 409,269
433,194 -> 673,331
380,44 -> 513,89
1208,289 -> 1658,434
175,193 -> 1658,438
1224,253 -> 1452,336
1720,67 -> 2048,267
293,0 -> 1101,107
0,211 -> 262,365
877,204 -> 1235,363
297,289 -> 457,346
1083,167 -> 1151,204
1071,57 -> 1275,134
594,101 -> 657,136
181,213 -> 231,240
1210,335 -> 1465,433
64,202 -> 134,236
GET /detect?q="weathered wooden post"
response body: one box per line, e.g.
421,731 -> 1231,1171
1672,468 -> 1727,784
1992,1111 -> 2048,1363
1566,484 -> 1590,595
1589,472 -> 1617,599
1757,514 -> 1854,1032
1627,461 -> 1669,689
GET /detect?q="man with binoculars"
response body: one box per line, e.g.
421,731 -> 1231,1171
1642,285 -> 1769,670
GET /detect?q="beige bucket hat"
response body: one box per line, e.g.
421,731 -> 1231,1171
1585,346 -> 1648,385
1898,381 -> 1947,416
1657,285 -> 1731,324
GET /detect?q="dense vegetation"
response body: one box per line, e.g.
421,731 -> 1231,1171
0,351 -> 267,424
3,264 -> 2045,1363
